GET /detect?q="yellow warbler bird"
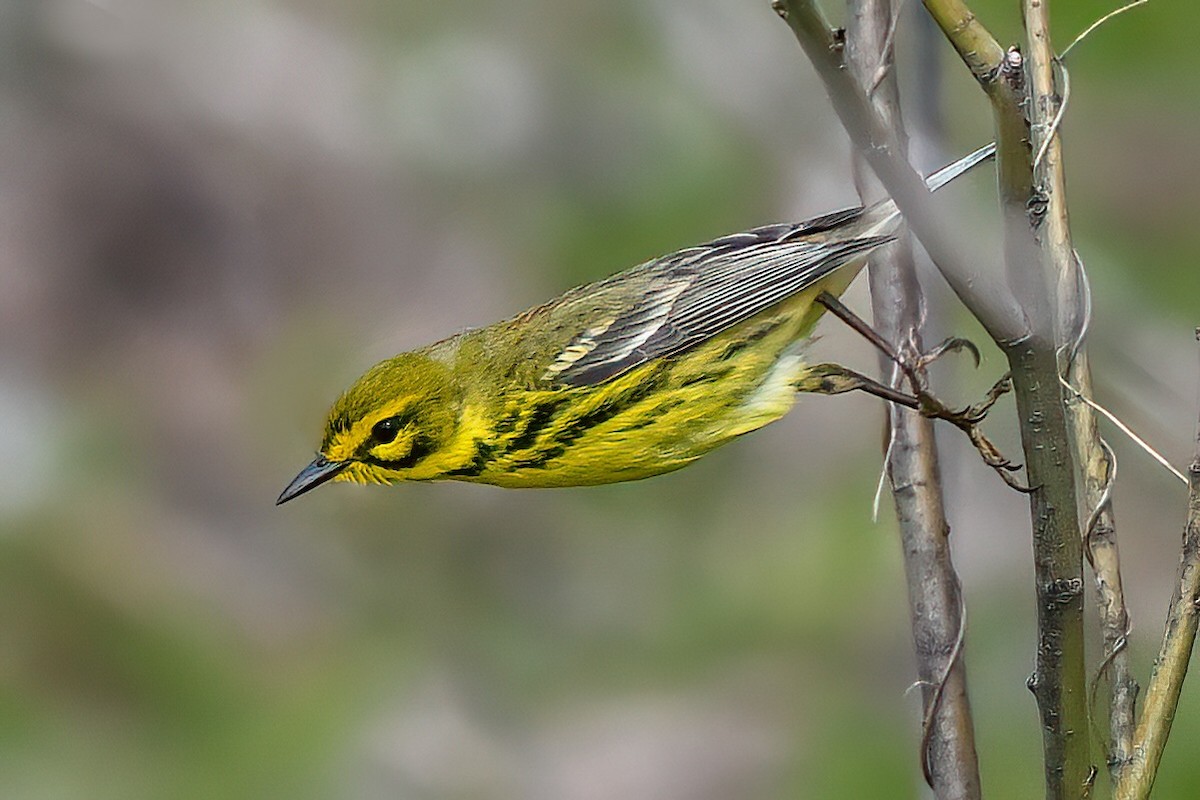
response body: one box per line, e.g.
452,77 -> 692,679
278,144 -> 995,503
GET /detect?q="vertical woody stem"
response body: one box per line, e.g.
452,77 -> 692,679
923,0 -> 1093,792
844,1 -> 980,796
1018,2 -> 1093,795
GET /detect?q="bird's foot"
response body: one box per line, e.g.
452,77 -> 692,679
814,291 -> 1028,490
915,372 -> 1029,491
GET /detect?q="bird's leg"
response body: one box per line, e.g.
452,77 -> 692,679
798,363 -> 922,409
813,292 -> 1028,491
815,291 -> 906,374
815,292 -> 975,393
815,291 -> 979,400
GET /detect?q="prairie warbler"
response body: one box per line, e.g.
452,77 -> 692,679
278,144 -> 996,503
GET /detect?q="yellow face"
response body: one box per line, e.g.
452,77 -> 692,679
322,400 -> 437,486
277,353 -> 461,503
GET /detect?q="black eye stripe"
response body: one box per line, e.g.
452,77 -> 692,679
364,434 -> 436,471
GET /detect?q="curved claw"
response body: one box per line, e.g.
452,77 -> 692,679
965,424 -> 1033,491
996,469 -> 1035,493
913,372 -> 1028,491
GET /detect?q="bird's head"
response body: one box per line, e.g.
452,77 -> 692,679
277,353 -> 461,503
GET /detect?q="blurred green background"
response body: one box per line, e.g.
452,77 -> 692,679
2,1 -> 1197,797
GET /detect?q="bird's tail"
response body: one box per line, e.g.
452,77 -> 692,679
854,142 -> 996,238
923,142 -> 997,191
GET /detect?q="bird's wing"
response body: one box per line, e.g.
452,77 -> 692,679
545,211 -> 891,386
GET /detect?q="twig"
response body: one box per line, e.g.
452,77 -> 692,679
1023,0 -> 1074,344
865,0 -> 905,96
1114,330 -> 1200,799
844,1 -> 981,796
920,0 -> 1008,91
1008,343 -> 1092,799
1060,0 -> 1150,61
1061,375 -> 1189,485
918,588 -> 972,793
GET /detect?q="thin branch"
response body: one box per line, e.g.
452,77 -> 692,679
1006,343 -> 1092,799
920,0 -> 1008,90
865,0 -> 905,95
1070,353 -> 1138,782
1052,43 -> 1134,785
1114,330 -> 1200,799
1024,0 -> 1076,346
845,0 -> 980,796
1061,375 -> 1189,485
772,0 -> 1029,345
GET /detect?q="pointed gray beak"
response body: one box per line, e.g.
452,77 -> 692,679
276,455 -> 348,505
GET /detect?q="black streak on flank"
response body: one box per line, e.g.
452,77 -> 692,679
507,445 -> 567,470
554,369 -> 665,448
505,399 -> 566,452
616,398 -> 685,432
678,366 -> 735,387
445,439 -> 497,477
718,319 -> 787,361
494,407 -> 522,434
502,366 -> 668,469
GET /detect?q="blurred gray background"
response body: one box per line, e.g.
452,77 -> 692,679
1,1 -> 1197,797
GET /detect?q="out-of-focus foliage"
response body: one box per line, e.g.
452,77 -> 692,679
0,1 -> 1196,798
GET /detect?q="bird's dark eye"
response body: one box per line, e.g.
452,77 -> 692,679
371,417 -> 402,444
